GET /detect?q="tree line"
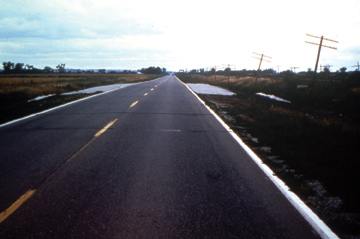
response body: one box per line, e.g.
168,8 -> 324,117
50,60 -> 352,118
182,67 -> 360,84
139,66 -> 166,74
1,62 -> 167,75
2,62 -> 66,73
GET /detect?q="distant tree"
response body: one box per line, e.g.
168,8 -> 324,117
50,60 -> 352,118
2,62 -> 15,72
224,67 -> 231,72
14,63 -> 24,73
199,68 -> 205,73
323,67 -> 330,74
25,64 -> 34,71
340,67 -> 347,73
262,68 -> 276,75
56,63 -> 66,73
43,66 -> 54,73
210,68 -> 216,74
162,67 -> 166,73
140,66 -> 164,74
189,69 -> 197,73
305,68 -> 314,77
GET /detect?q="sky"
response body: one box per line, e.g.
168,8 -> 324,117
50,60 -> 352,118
0,0 -> 359,71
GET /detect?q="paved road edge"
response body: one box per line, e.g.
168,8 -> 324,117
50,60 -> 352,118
176,76 -> 339,239
0,79 -> 158,129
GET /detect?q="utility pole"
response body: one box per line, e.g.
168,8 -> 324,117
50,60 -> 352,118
290,66 -> 299,73
352,61 -> 360,71
213,66 -> 217,81
253,52 -> 272,82
305,33 -> 338,73
253,52 -> 272,71
227,64 -> 231,87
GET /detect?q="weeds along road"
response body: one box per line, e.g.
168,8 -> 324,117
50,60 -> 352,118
0,75 -> 321,238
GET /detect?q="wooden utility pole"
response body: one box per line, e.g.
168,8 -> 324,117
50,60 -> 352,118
227,64 -> 231,87
213,66 -> 217,81
352,61 -> 360,71
258,54 -> 264,71
305,33 -> 338,73
252,52 -> 271,82
315,36 -> 323,73
290,66 -> 299,73
276,65 -> 280,73
253,52 -> 272,71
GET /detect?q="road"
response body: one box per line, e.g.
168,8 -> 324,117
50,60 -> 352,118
0,75 -> 321,238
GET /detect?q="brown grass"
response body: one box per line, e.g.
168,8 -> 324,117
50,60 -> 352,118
186,74 -> 278,86
0,73 -> 157,97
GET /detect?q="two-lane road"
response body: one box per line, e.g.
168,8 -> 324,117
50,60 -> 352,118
0,75 -> 324,238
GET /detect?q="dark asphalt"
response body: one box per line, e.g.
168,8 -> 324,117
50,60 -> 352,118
0,75 -> 320,238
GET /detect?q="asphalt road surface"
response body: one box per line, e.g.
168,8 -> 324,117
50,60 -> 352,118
0,75 -> 321,238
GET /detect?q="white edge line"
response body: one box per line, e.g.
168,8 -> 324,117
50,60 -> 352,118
176,76 -> 339,239
0,78 -> 160,128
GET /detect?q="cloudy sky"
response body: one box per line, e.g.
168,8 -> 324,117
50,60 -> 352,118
0,0 -> 359,71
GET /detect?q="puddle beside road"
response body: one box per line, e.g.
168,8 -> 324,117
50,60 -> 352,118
256,92 -> 291,103
187,83 -> 236,96
27,94 -> 55,102
26,83 -> 139,103
62,83 -> 138,95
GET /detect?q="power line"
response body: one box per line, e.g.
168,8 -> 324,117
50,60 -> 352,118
320,64 -> 333,72
290,66 -> 299,73
252,52 -> 272,71
276,65 -> 281,73
352,61 -> 360,71
305,33 -> 338,73
252,52 -> 272,83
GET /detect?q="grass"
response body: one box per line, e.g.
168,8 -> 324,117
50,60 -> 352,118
0,73 -> 157,95
0,73 -> 160,124
177,72 -> 360,239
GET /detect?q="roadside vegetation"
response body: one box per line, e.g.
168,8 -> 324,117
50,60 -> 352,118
177,69 -> 360,239
0,64 -> 165,124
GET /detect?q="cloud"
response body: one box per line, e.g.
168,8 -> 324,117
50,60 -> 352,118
0,0 -> 359,70
0,0 -> 160,40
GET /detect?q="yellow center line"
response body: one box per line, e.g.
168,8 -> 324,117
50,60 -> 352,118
129,100 -> 139,108
0,189 -> 36,224
0,118 -> 119,224
144,92 -> 148,96
95,118 -> 118,138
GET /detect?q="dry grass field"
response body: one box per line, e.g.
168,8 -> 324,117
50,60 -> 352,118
0,73 -> 157,96
0,73 -> 159,124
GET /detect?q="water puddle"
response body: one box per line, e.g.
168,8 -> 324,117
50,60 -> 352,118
256,92 -> 291,103
62,83 -> 138,95
27,94 -> 55,102
187,83 -> 235,96
26,83 -> 139,103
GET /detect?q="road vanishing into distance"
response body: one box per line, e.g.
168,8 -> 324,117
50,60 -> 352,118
0,75 -> 322,238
